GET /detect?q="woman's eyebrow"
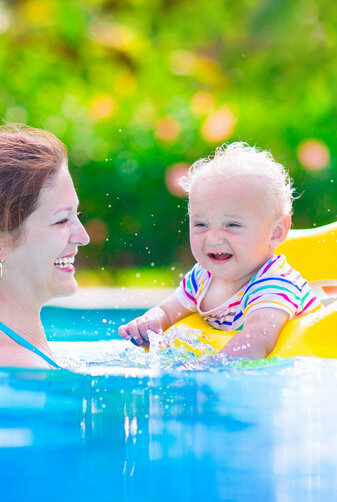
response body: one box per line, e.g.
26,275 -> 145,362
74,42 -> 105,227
52,206 -> 73,215
53,201 -> 79,215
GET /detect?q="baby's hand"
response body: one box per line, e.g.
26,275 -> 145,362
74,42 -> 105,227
118,315 -> 161,347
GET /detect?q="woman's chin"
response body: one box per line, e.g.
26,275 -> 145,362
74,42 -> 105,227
51,275 -> 78,298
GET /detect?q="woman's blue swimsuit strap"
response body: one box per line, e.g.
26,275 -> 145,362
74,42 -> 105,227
0,321 -> 60,369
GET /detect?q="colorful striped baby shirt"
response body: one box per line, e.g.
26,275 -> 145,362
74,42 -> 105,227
175,254 -> 322,331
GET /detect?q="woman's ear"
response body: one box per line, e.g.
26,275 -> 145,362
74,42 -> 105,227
0,236 -> 9,263
270,215 -> 291,249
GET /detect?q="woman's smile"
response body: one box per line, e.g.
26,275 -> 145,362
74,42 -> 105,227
54,254 -> 76,272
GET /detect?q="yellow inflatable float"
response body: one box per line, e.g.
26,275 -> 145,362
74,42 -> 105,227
168,221 -> 337,359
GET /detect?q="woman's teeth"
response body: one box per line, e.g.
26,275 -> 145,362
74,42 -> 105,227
54,257 -> 74,268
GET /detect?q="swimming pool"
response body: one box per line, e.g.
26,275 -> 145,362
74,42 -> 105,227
1,306 -> 337,501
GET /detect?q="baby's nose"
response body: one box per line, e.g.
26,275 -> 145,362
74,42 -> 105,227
206,228 -> 226,246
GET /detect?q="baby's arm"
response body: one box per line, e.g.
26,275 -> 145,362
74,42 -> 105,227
220,308 -> 289,360
118,293 -> 191,346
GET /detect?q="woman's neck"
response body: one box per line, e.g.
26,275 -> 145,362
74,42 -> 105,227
0,289 -> 46,346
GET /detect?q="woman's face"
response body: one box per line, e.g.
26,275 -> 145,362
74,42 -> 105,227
2,165 -> 90,306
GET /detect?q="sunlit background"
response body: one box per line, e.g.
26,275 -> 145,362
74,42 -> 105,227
0,0 -> 336,284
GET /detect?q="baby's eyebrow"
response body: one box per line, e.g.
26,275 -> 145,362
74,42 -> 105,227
190,211 -> 204,217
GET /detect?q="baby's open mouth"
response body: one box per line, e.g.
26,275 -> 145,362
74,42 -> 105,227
54,256 -> 75,269
208,252 -> 232,261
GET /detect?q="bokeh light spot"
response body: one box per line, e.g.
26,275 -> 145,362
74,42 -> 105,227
297,139 -> 330,170
45,115 -> 67,136
90,21 -> 138,52
0,2 -> 11,33
190,91 -> 215,116
165,163 -> 189,197
155,117 -> 180,142
170,50 -> 197,76
201,106 -> 236,142
88,94 -> 118,120
86,219 -> 108,244
5,106 -> 28,123
134,101 -> 157,127
20,0 -> 54,25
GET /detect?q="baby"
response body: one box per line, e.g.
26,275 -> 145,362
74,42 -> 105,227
118,142 -> 321,359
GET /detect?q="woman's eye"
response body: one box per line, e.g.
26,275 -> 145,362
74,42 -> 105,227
55,218 -> 69,225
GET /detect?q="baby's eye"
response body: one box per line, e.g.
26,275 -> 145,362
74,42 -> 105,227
194,222 -> 207,227
227,222 -> 240,228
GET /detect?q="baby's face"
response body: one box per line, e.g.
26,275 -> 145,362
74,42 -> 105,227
189,173 -> 279,289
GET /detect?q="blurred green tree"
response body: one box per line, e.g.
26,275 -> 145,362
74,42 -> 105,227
0,0 -> 337,273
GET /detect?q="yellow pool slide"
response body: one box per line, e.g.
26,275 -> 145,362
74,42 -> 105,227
169,221 -> 337,359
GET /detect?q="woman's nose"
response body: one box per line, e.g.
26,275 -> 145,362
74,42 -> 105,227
70,219 -> 90,246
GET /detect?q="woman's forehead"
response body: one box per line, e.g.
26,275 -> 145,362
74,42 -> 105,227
36,167 -> 78,212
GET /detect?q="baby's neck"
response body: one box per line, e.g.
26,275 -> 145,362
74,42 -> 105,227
202,278 -> 243,311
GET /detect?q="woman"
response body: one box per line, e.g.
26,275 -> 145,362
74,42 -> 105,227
0,124 -> 89,368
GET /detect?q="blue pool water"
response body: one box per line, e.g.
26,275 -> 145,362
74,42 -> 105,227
1,306 -> 337,501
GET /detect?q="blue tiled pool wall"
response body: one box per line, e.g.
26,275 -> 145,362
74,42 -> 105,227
41,306 -> 145,341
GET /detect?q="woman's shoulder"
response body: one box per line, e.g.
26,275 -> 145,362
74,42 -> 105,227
0,333 -> 51,369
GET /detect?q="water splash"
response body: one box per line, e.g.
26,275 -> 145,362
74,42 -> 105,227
51,325 -> 296,375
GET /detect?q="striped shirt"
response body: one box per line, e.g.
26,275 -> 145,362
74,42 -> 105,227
175,254 -> 322,331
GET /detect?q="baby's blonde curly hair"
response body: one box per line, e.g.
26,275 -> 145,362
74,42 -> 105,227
179,142 -> 294,217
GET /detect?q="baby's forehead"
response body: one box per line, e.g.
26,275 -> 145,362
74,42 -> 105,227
189,172 -> 276,216
191,171 -> 269,194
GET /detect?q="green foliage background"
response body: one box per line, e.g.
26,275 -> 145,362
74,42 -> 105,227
1,0 -> 337,277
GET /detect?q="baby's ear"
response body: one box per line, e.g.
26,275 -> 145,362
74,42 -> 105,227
270,215 -> 291,248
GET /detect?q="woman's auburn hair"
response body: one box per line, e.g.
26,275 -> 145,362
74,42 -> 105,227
0,124 -> 67,233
